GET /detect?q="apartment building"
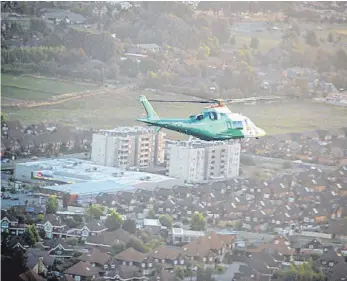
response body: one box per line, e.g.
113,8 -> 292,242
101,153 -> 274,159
91,127 -> 165,169
166,139 -> 240,183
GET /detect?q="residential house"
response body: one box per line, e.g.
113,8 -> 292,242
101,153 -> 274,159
85,228 -> 134,248
142,219 -> 162,235
324,261 -> 347,281
172,185 -> 192,199
43,239 -> 74,259
154,187 -> 174,202
19,269 -> 47,281
65,220 -> 108,240
246,235 -> 294,262
114,248 -> 153,275
64,261 -> 100,281
328,220 -> 347,241
102,264 -> 146,281
181,232 -> 228,264
136,44 -> 161,53
319,247 -> 345,268
78,247 -> 111,272
155,200 -> 177,215
150,245 -> 185,268
170,228 -> 204,245
26,248 -> 55,276
36,215 -> 66,239
1,212 -> 26,235
301,238 -> 324,255
243,209 -> 269,232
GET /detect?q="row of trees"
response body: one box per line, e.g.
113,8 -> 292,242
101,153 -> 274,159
148,209 -> 206,231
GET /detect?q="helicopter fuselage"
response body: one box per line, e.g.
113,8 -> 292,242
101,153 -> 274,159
137,105 -> 266,141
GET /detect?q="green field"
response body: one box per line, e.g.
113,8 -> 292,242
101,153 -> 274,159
234,35 -> 280,52
1,74 -> 100,101
3,84 -> 347,138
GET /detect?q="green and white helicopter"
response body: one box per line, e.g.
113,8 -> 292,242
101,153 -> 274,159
137,95 -> 266,141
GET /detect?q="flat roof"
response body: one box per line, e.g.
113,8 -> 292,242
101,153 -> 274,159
44,180 -> 135,196
16,158 -> 178,186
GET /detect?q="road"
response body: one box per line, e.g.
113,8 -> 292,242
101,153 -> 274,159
244,154 -> 337,171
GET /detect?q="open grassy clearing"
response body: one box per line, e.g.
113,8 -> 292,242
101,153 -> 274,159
233,34 -> 280,52
1,74 -> 101,102
1,85 -> 58,101
4,87 -> 347,139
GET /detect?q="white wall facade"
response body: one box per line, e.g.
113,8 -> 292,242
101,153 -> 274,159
166,141 -> 240,183
91,128 -> 165,169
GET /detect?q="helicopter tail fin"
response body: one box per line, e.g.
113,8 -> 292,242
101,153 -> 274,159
139,95 -> 160,120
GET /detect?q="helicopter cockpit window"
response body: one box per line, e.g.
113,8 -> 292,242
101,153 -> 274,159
209,112 -> 218,121
196,114 -> 204,121
232,121 -> 243,129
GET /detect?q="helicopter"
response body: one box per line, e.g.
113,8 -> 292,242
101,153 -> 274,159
136,95 -> 266,141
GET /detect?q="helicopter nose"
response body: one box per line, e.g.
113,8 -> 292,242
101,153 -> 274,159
256,128 -> 266,137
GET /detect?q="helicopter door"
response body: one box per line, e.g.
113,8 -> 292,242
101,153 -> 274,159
209,112 -> 218,120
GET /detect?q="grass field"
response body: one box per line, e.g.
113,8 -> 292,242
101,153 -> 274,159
3,86 -> 347,139
234,35 -> 280,52
1,74 -> 100,102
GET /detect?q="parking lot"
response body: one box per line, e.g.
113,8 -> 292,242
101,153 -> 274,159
1,193 -> 47,209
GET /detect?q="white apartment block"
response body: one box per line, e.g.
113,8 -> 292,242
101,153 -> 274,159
91,126 -> 165,169
166,139 -> 240,183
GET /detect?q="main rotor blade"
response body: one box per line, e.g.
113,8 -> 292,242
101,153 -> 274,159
147,99 -> 213,104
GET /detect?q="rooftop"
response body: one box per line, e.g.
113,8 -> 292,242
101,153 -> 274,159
168,139 -> 240,149
97,126 -> 157,137
44,180 -> 134,197
16,158 -> 182,187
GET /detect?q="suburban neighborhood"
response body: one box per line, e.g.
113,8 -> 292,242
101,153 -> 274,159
1,1 -> 347,281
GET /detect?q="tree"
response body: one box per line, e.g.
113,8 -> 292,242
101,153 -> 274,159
191,212 -> 206,231
139,58 -> 158,74
23,225 -> 40,246
334,49 -> 347,70
327,32 -> 334,43
211,18 -> 229,44
229,36 -> 236,45
122,219 -> 137,234
273,260 -> 324,281
111,242 -> 125,255
305,30 -> 319,46
148,208 -> 156,219
120,59 -> 139,77
126,237 -> 149,253
197,267 -> 215,281
250,37 -> 259,49
45,195 -> 58,214
87,204 -> 104,219
105,210 -> 123,231
282,162 -> 292,169
36,214 -> 44,222
30,18 -> 50,35
1,241 -> 28,281
159,214 -> 173,228
1,112 -> 7,124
